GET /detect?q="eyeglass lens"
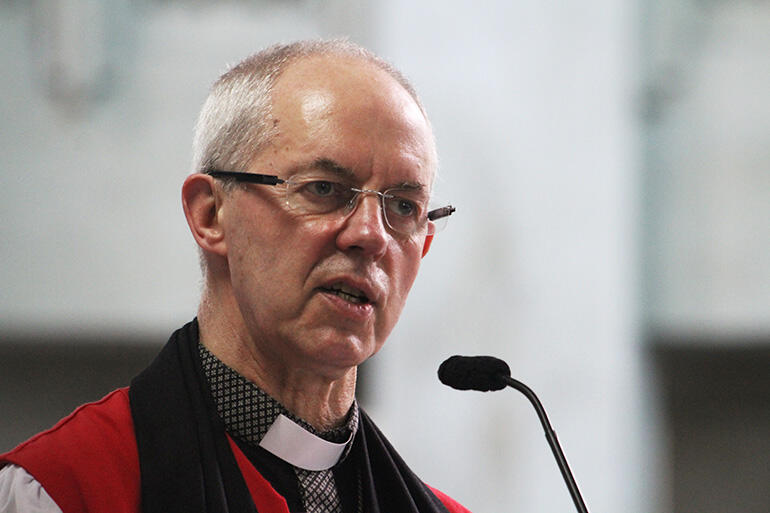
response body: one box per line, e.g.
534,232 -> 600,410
285,176 -> 434,235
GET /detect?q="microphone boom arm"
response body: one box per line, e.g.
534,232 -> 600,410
501,375 -> 589,513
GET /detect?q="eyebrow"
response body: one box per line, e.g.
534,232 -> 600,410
310,158 -> 357,181
303,157 -> 426,191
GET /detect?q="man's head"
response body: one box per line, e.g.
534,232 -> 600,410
182,40 -> 438,382
191,39 -> 432,179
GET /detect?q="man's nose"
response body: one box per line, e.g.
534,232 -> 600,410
335,192 -> 389,257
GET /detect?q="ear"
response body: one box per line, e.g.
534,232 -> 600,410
181,173 -> 227,257
421,234 -> 434,258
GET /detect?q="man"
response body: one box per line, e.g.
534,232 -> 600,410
0,39 -> 465,513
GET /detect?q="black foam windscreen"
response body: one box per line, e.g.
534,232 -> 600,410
437,355 -> 511,392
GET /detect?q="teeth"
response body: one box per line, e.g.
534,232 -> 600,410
328,282 -> 369,304
335,290 -> 365,304
337,284 -> 362,296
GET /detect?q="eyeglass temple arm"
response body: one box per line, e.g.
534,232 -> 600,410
428,205 -> 456,221
207,170 -> 286,186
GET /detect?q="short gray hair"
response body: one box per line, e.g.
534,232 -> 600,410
191,39 -> 428,176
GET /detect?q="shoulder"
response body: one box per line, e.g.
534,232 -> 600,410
2,388 -> 137,471
0,464 -> 61,513
356,409 -> 473,513
426,484 -> 474,513
0,388 -> 140,513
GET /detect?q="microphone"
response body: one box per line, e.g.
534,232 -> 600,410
438,355 -> 589,513
438,355 -> 510,391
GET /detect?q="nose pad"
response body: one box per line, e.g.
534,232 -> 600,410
337,191 -> 390,255
344,190 -> 388,230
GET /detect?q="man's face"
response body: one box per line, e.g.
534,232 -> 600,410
218,56 -> 436,379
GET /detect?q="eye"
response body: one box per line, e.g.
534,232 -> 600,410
306,180 -> 337,197
387,197 -> 418,218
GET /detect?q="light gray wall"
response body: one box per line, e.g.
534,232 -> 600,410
642,0 -> 770,335
371,3 -> 644,513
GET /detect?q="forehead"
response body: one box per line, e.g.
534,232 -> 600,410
265,55 -> 437,188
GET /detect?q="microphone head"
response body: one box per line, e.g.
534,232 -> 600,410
438,355 -> 511,392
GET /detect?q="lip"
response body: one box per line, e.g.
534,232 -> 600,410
314,274 -> 383,319
318,289 -> 376,320
317,275 -> 382,306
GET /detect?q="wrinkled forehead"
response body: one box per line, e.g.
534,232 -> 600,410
270,55 -> 438,187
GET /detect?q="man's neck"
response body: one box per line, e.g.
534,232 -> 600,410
197,301 -> 357,432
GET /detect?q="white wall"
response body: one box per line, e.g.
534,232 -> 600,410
642,0 -> 770,336
370,2 -> 645,512
1,2 -> 325,336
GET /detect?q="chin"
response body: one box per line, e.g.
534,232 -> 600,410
311,333 -> 378,371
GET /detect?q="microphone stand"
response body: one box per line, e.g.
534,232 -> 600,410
501,375 -> 589,513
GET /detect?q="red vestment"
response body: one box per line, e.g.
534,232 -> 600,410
1,388 -> 470,513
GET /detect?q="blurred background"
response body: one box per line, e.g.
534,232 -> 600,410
1,1 -> 768,512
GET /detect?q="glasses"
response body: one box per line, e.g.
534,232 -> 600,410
207,170 -> 455,237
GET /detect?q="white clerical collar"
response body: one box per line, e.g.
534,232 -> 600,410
258,414 -> 353,471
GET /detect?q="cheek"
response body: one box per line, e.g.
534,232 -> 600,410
225,221 -> 296,308
382,243 -> 423,317
230,206 -> 325,269
227,228 -> 277,283
399,237 -> 425,280
397,255 -> 422,294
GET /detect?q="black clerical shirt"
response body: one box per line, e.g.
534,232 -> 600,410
198,344 -> 361,513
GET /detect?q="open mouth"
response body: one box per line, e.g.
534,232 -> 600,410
319,283 -> 371,305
